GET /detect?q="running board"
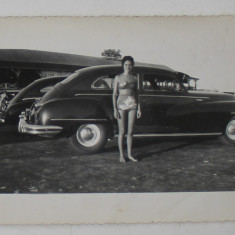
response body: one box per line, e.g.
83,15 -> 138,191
114,133 -> 222,138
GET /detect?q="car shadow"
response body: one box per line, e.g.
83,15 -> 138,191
102,137 -> 167,154
136,141 -> 200,161
135,136 -> 219,161
103,136 -> 217,160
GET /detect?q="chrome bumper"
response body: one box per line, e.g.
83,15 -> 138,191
18,112 -> 63,135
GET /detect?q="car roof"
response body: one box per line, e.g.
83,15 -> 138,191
13,76 -> 67,96
75,64 -> 176,75
58,64 -> 179,92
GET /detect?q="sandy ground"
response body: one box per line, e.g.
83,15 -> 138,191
0,124 -> 235,193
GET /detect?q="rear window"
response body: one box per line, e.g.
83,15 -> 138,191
91,74 -> 117,90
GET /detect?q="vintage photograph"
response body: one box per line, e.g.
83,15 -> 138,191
0,16 -> 234,196
0,16 -> 235,225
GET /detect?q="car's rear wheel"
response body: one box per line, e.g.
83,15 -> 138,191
69,123 -> 107,153
219,118 -> 235,145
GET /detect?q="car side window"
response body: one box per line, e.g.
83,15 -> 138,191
143,74 -> 182,92
91,74 -> 116,90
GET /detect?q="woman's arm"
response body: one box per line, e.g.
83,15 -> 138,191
113,76 -> 120,119
136,75 -> 142,119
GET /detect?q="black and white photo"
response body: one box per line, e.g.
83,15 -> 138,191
0,16 -> 235,224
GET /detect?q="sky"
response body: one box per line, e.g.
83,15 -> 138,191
0,16 -> 234,91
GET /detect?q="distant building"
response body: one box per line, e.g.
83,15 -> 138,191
101,49 -> 122,60
0,49 -> 120,93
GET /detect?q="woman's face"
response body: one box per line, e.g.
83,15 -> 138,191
123,60 -> 133,73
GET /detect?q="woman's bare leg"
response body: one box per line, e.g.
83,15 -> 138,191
117,110 -> 126,162
127,109 -> 137,161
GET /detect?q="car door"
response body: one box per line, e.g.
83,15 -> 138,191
136,72 -> 199,134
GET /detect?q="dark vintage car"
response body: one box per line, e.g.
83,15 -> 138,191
18,65 -> 235,153
0,76 -> 66,124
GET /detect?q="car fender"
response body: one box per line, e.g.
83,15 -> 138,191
6,100 -> 35,124
37,97 -> 114,126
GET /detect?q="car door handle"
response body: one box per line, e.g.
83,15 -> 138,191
196,98 -> 203,102
142,98 -> 147,102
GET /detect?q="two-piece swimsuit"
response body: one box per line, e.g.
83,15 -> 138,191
116,74 -> 138,111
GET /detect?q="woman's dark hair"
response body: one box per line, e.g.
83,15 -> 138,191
121,56 -> 135,67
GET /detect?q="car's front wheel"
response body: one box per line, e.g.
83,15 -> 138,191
69,123 -> 107,153
219,118 -> 235,145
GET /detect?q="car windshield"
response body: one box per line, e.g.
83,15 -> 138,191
177,72 -> 199,90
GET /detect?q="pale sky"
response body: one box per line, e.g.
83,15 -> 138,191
0,16 -> 234,91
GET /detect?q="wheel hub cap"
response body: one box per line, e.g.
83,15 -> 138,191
226,120 -> 235,141
80,128 -> 94,141
76,124 -> 101,147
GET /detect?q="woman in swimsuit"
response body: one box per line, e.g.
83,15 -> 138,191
113,56 -> 141,162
